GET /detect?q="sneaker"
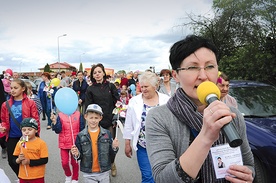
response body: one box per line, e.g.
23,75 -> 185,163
46,126 -> 51,130
1,148 -> 7,159
111,163 -> 117,177
65,176 -> 71,183
71,180 -> 78,183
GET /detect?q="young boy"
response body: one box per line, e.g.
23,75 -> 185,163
71,104 -> 119,183
13,118 -> 48,183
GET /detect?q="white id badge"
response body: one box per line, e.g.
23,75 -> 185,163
210,143 -> 243,179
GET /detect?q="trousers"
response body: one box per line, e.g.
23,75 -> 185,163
137,144 -> 155,183
60,148 -> 79,181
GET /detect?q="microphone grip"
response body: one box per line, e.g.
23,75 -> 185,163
206,95 -> 243,147
221,121 -> 243,147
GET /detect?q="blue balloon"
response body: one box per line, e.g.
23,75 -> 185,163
54,88 -> 78,115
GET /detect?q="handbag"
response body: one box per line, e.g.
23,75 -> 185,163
5,101 -> 21,129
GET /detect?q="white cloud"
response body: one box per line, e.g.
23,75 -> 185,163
0,0 -> 213,73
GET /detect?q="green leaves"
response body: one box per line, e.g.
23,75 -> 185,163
185,0 -> 276,85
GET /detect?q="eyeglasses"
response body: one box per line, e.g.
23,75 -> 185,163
176,64 -> 217,73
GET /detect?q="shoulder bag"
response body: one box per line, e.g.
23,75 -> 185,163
5,101 -> 21,129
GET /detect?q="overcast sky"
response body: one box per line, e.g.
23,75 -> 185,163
0,0 -> 213,74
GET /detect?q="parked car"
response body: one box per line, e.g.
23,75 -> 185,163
229,80 -> 276,183
33,77 -> 43,89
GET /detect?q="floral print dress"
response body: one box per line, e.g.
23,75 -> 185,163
138,103 -> 159,148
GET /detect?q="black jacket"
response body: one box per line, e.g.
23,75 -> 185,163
84,80 -> 119,129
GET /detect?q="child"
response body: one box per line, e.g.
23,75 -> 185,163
51,110 -> 85,183
71,104 -> 119,183
2,73 -> 12,100
25,81 -> 43,116
119,90 -> 129,105
13,118 -> 48,183
0,79 -> 40,177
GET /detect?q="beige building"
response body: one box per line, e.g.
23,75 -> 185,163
38,62 -> 77,73
20,62 -> 77,78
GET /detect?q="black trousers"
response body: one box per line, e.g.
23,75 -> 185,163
0,136 -> 6,149
6,137 -> 20,176
108,126 -> 116,163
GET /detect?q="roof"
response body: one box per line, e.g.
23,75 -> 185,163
38,62 -> 76,70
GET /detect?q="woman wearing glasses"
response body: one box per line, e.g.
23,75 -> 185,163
146,35 -> 254,183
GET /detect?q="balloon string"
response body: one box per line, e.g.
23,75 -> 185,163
69,115 -> 78,163
50,97 -> 53,113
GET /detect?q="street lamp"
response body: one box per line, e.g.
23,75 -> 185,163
19,62 -> 22,73
79,53 -> 85,63
57,34 -> 67,73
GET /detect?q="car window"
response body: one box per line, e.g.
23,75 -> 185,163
229,86 -> 276,117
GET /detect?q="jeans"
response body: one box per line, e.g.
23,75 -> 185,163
137,144 -> 155,183
60,149 -> 79,181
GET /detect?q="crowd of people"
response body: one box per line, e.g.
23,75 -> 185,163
0,34 -> 254,183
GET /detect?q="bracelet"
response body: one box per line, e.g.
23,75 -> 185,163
175,158 -> 199,182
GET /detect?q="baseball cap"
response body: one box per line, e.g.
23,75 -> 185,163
86,104 -> 103,115
20,118 -> 38,130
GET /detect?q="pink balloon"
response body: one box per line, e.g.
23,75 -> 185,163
5,69 -> 13,76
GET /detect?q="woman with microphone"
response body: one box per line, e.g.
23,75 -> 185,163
146,35 -> 254,183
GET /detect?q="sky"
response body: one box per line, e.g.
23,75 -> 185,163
0,0 -> 213,74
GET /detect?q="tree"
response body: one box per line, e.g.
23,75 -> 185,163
44,63 -> 50,72
79,62 -> 83,72
182,0 -> 276,85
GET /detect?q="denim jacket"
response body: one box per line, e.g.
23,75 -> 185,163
75,126 -> 118,173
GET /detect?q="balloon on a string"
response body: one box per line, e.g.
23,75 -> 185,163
54,88 -> 78,115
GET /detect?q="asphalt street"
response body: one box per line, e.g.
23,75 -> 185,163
0,115 -> 141,183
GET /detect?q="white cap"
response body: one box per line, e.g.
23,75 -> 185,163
86,104 -> 103,115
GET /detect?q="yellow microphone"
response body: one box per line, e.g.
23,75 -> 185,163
197,81 -> 242,147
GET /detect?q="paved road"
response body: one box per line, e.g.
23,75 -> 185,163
0,116 -> 141,183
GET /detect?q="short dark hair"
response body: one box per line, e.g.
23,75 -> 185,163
77,71 -> 84,75
169,35 -> 218,71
